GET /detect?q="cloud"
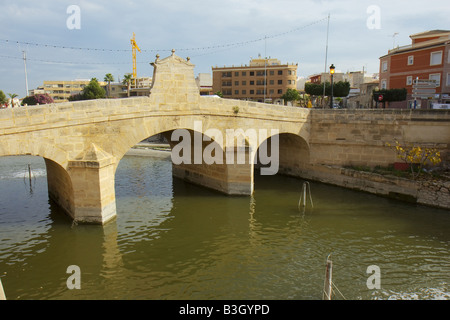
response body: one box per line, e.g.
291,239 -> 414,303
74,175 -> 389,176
0,0 -> 449,97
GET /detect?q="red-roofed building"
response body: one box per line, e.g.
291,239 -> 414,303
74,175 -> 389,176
379,30 -> 450,108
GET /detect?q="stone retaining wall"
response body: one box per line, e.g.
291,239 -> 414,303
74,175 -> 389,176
299,164 -> 450,210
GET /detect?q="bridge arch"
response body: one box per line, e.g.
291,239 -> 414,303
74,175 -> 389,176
0,152 -> 75,221
255,132 -> 310,178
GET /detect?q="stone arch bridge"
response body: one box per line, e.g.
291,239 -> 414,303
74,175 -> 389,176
1,52 -> 449,224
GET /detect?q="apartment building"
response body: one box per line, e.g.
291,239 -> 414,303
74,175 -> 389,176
379,30 -> 450,108
196,73 -> 213,96
212,56 -> 298,103
42,79 -> 107,103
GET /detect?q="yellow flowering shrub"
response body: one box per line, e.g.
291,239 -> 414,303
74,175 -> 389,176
386,140 -> 442,179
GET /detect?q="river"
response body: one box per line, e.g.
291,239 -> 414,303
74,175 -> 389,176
0,153 -> 449,300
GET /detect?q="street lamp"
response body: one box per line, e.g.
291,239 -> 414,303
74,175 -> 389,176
329,64 -> 335,109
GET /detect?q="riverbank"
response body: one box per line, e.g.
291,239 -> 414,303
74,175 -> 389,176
126,142 -> 171,158
300,164 -> 450,211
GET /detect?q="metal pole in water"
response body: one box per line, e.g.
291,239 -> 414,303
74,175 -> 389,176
299,182 -> 314,210
323,254 -> 332,300
28,164 -> 32,185
302,184 -> 307,207
0,278 -> 6,300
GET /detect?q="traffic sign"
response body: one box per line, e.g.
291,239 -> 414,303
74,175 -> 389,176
412,79 -> 437,99
378,95 -> 383,101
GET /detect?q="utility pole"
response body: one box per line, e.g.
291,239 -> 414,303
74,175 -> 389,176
322,13 -> 330,108
23,51 -> 29,97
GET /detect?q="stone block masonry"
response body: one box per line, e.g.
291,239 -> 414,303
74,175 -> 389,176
0,49 -> 449,225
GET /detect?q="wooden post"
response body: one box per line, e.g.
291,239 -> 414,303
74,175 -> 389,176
0,278 -> 6,300
323,255 -> 332,300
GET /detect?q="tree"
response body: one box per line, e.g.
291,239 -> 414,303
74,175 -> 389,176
281,88 -> 300,105
305,81 -> 350,98
22,93 -> 54,106
82,78 -> 106,100
373,88 -> 407,108
122,73 -> 133,97
68,78 -> 106,101
333,81 -> 351,98
387,140 -> 442,179
214,91 -> 223,98
0,90 -> 6,105
305,82 -> 326,96
104,73 -> 114,98
305,81 -> 350,107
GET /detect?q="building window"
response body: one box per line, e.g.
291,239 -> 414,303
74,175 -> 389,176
382,61 -> 388,72
242,71 -> 247,76
429,73 -> 441,87
250,71 -> 255,76
430,51 -> 442,66
447,73 -> 450,86
278,89 -> 283,94
256,71 -> 266,76
235,81 -> 239,86
408,56 -> 414,65
250,90 -> 254,94
381,80 -> 387,89
222,81 -> 232,86
278,80 -> 283,85
235,72 -> 239,76
242,90 -> 246,95
222,72 -> 232,78
269,89 -> 274,94
278,70 -> 283,75
270,70 -> 274,75
269,80 -> 274,85
242,81 -> 246,85
250,81 -> 255,85
406,76 -> 413,86
235,90 -> 239,95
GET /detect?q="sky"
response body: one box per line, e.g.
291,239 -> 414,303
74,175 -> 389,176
0,0 -> 449,98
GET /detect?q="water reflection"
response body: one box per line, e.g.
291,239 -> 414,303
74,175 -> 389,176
0,155 -> 449,300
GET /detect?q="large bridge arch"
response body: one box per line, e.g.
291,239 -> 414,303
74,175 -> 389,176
255,131 -> 311,178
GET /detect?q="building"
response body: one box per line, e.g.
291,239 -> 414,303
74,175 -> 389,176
42,79 -> 107,103
379,30 -> 450,109
196,73 -> 213,96
308,72 -> 345,84
107,77 -> 153,98
212,56 -> 298,103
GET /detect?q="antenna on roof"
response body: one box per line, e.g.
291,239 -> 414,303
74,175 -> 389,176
392,32 -> 399,49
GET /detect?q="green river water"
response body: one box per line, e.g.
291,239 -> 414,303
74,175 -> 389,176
0,154 -> 449,300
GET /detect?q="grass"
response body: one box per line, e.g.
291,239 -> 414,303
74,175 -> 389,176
344,164 -> 448,181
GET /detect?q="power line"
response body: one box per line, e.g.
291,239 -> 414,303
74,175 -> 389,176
0,54 -> 135,65
0,16 -> 327,54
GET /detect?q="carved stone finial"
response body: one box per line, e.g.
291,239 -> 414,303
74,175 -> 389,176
186,57 -> 190,62
155,54 -> 160,61
171,49 -> 175,56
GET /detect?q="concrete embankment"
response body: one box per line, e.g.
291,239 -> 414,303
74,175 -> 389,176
126,143 -> 449,210
126,143 -> 171,159
300,164 -> 450,210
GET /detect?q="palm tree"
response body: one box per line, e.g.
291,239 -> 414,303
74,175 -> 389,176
104,73 -> 114,98
7,93 -> 18,107
122,73 -> 133,97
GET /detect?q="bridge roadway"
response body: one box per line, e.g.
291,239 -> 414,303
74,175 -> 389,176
1,52 -> 449,224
